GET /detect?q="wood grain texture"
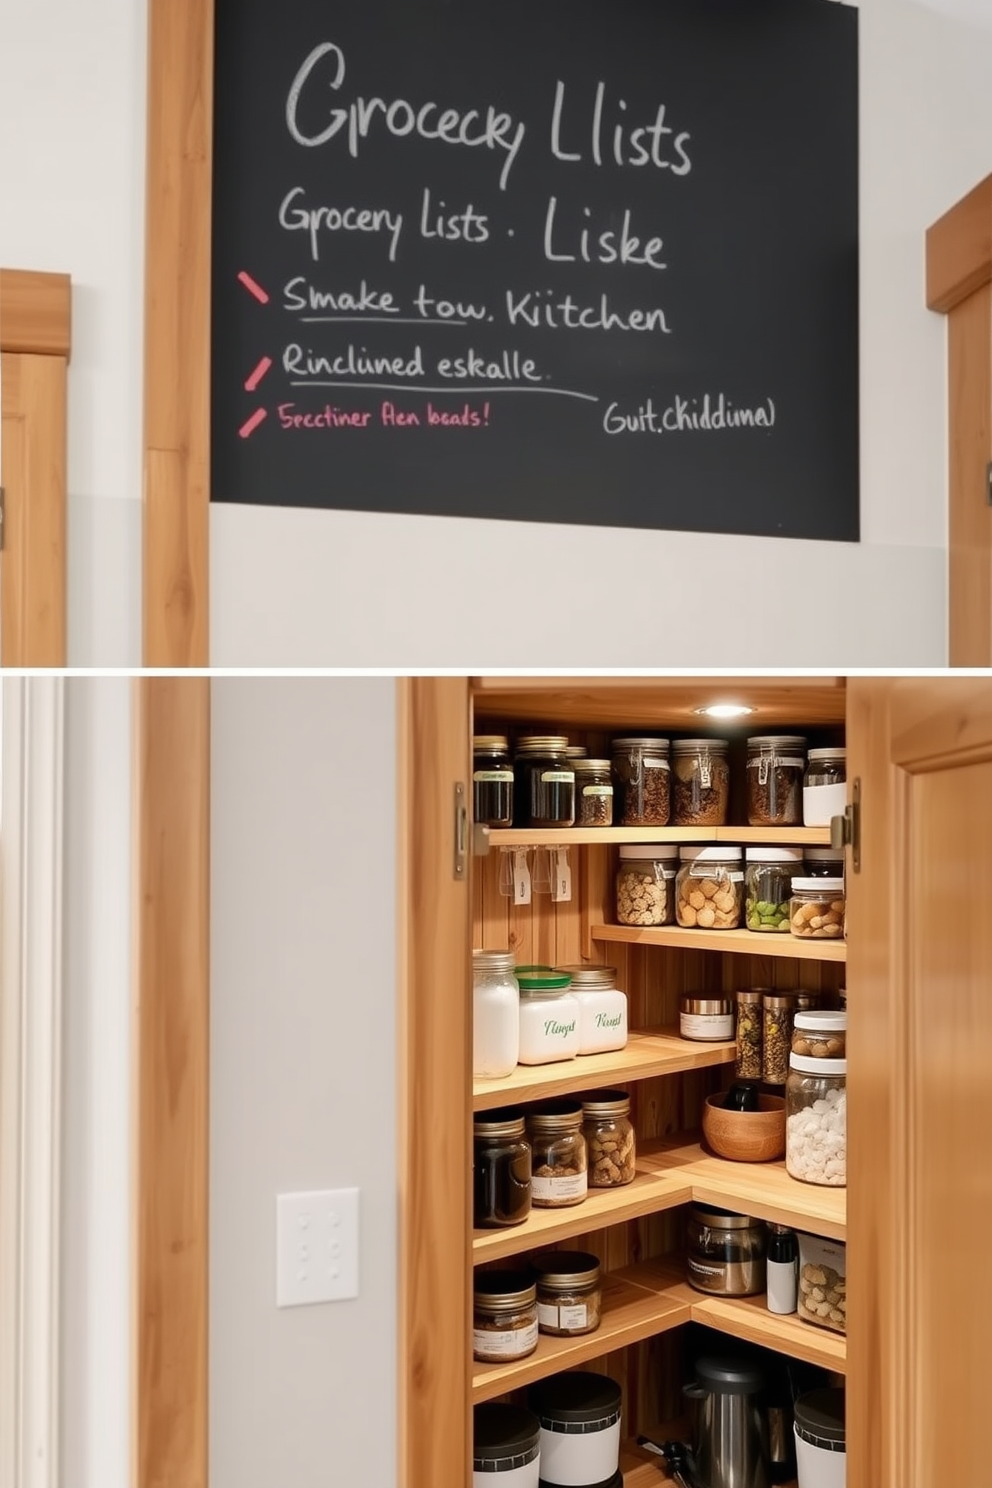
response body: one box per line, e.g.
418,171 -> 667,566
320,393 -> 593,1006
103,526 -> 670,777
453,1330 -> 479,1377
143,0 -> 213,666
473,677 -> 847,728
926,173 -> 992,313
1,351 -> 67,665
0,269 -> 71,356
593,924 -> 847,962
946,288 -> 992,665
135,678 -> 209,1488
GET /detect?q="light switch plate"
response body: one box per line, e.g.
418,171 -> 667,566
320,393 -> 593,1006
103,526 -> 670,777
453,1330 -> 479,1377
276,1189 -> 359,1307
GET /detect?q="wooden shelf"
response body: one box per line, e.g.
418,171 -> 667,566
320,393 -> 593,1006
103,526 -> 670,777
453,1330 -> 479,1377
473,1028 -> 736,1111
620,1436 -> 797,1486
487,825 -> 833,847
471,675 -> 847,729
592,924 -> 847,962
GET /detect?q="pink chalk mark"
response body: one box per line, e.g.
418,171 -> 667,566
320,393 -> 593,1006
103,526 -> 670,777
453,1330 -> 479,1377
238,270 -> 270,304
245,355 -> 273,392
239,407 -> 268,440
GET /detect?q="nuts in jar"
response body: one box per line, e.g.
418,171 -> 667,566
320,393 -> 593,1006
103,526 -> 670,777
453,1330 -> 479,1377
582,1090 -> 636,1186
796,1233 -> 847,1333
792,1011 -> 846,1060
473,1271 -> 539,1362
790,877 -> 845,939
675,845 -> 744,929
671,738 -> 730,826
616,844 -> 678,926
531,1251 -> 602,1336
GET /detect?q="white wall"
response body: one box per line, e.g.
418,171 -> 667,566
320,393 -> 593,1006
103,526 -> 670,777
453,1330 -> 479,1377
210,678 -> 398,1488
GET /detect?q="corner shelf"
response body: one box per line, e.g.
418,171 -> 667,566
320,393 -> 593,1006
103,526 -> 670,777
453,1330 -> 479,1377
488,826 -> 834,847
592,924 -> 847,962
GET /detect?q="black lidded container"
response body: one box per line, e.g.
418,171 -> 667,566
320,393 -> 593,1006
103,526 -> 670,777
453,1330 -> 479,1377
473,1403 -> 541,1483
528,1371 -> 622,1488
473,1109 -> 532,1229
794,1386 -> 846,1456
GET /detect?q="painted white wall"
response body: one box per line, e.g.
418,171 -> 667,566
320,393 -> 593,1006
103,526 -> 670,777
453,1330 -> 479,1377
210,678 -> 398,1488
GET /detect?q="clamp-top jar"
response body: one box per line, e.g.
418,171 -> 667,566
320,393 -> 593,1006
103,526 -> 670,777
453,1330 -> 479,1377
473,736 -> 514,828
514,736 -> 575,829
671,738 -> 730,825
746,735 -> 807,826
745,846 -> 804,933
803,747 -> 847,826
676,845 -> 744,929
611,737 -> 671,826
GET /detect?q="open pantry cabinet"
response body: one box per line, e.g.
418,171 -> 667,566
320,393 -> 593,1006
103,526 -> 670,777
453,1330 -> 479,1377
397,675 -> 992,1488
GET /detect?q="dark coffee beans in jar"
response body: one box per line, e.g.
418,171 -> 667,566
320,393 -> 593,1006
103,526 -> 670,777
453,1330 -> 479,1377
513,736 -> 575,828
473,735 -> 514,828
746,735 -> 806,826
671,739 -> 730,826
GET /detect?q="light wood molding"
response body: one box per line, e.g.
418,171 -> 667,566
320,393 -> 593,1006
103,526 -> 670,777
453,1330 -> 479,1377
0,269 -> 71,358
134,679 -> 210,1488
472,677 -> 847,728
926,172 -> 992,314
143,0 -> 213,666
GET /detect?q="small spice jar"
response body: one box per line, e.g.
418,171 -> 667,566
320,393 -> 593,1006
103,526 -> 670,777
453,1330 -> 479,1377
616,844 -> 678,926
762,993 -> 797,1084
680,995 -> 735,1042
803,747 -> 847,826
516,970 -> 580,1066
473,1110 -> 532,1229
746,735 -> 807,826
473,735 -> 514,828
786,1056 -> 847,1186
744,846 -> 804,933
675,845 -> 744,929
513,735 -> 575,829
790,877 -> 845,940
671,738 -> 730,826
531,1251 -> 602,1335
572,757 -> 614,826
582,1090 -> 636,1186
472,948 -> 519,1080
555,965 -> 627,1055
792,1010 -> 846,1060
735,989 -> 764,1079
686,1204 -> 767,1296
803,845 -> 846,879
611,736 -> 671,826
473,1270 -> 540,1363
526,1102 -> 588,1207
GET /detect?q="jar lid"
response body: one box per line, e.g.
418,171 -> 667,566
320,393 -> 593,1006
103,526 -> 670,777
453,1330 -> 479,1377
581,1089 -> 631,1116
473,734 -> 508,750
808,747 -> 847,761
473,948 -> 517,975
794,1011 -> 847,1031
736,988 -> 765,1003
612,736 -> 670,751
744,846 -> 805,863
805,846 -> 845,861
763,993 -> 798,1009
695,1355 -> 767,1395
680,996 -> 734,1015
747,734 -> 807,748
527,1101 -> 583,1130
528,1370 -> 620,1427
679,844 -> 743,862
517,971 -> 572,995
555,965 -> 617,990
516,735 -> 570,753
689,1204 -> 756,1229
794,1388 -> 846,1449
619,843 -> 679,860
564,745 -> 588,759
792,877 -> 844,892
572,757 -> 611,772
530,1250 -> 601,1288
789,1054 -> 848,1075
474,1270 -> 537,1310
672,737 -> 729,752
473,1109 -> 527,1138
473,1404 -> 542,1467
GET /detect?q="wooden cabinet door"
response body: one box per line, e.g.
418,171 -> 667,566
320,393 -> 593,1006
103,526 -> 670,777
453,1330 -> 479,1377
847,677 -> 992,1486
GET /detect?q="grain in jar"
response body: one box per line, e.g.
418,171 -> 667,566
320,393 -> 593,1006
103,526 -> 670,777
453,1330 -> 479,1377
675,845 -> 744,929
735,989 -> 764,1079
611,736 -> 670,825
671,738 -> 730,825
526,1102 -> 588,1207
572,757 -> 614,826
582,1090 -> 636,1186
790,877 -> 845,940
762,992 -> 797,1085
616,844 -> 677,926
473,1271 -> 539,1363
746,735 -> 806,825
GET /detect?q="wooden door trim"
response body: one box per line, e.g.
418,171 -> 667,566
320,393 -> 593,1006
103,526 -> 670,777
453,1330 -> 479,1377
0,269 -> 71,357
927,173 -> 992,314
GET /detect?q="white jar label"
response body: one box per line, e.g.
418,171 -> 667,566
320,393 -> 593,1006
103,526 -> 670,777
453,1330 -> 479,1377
582,784 -> 614,797
537,1301 -> 588,1330
729,871 -> 744,882
473,1320 -> 539,1357
541,771 -> 574,783
644,759 -> 670,770
803,780 -> 848,825
680,1012 -> 734,1040
473,769 -> 513,783
531,1170 -> 587,1201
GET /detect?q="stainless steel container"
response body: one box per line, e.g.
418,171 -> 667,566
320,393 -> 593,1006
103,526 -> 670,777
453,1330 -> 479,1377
684,1356 -> 770,1488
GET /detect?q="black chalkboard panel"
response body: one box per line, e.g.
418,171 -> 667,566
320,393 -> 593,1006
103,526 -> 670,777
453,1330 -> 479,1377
212,0 -> 859,541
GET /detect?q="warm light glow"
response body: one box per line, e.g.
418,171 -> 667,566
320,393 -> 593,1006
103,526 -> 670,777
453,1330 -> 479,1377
695,703 -> 755,719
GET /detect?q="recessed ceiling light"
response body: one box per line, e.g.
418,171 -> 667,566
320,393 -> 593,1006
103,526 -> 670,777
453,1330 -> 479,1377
694,703 -> 755,719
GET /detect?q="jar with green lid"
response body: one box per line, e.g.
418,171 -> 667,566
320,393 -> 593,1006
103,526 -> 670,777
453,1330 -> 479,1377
513,735 -> 575,829
526,1102 -> 588,1208
616,844 -> 678,926
582,1090 -> 636,1186
735,989 -> 764,1079
744,846 -> 804,933
473,1110 -> 532,1228
611,737 -> 671,826
763,993 -> 797,1084
473,736 -> 514,828
531,1250 -> 602,1335
671,738 -> 730,826
516,969 -> 579,1065
473,1270 -> 539,1363
572,758 -> 614,827
746,735 -> 807,826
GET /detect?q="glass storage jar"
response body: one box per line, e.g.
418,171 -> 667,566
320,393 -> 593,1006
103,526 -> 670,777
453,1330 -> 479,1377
792,1011 -> 846,1060
555,965 -> 627,1055
762,992 -> 797,1084
473,735 -> 514,828
803,747 -> 847,826
616,844 -> 678,926
531,1251 -> 602,1335
675,845 -> 744,929
671,738 -> 730,825
473,1271 -> 540,1363
582,1090 -> 636,1186
473,1110 -> 532,1228
473,949 -> 519,1080
680,995 -> 735,1042
516,970 -> 580,1065
745,846 -> 804,933
526,1102 -> 588,1207
514,735 -> 575,829
572,758 -> 614,827
735,989 -> 764,1079
790,877 -> 845,940
786,1056 -> 847,1186
686,1204 -> 767,1296
804,846 -> 846,879
745,735 -> 807,826
611,736 -> 671,826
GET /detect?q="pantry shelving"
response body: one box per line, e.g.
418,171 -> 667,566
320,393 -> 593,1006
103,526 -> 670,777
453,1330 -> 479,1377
592,923 -> 847,962
488,825 -> 835,847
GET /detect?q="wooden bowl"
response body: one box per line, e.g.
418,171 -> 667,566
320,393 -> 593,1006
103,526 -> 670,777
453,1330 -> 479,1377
702,1093 -> 786,1162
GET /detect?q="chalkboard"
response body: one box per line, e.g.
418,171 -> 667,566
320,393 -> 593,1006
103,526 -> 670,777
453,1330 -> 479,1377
211,0 -> 859,541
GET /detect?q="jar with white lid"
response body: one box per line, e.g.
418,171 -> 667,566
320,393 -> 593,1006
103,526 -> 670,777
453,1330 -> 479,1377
554,965 -> 627,1054
514,735 -> 575,829
790,878 -> 845,940
745,846 -> 804,933
746,735 -> 807,826
516,970 -> 580,1065
526,1102 -> 588,1207
473,949 -> 519,1079
803,747 -> 847,826
616,844 -> 678,926
611,736 -> 671,825
786,1055 -> 847,1186
676,845 -> 744,929
473,1403 -> 542,1488
572,758 -> 614,826
473,1271 -> 539,1363
804,845 -> 846,879
792,1010 -> 846,1060
582,1090 -> 636,1186
671,738 -> 730,825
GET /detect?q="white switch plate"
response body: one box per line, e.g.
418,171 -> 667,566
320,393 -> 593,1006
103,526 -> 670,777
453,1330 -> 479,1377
276,1189 -> 359,1307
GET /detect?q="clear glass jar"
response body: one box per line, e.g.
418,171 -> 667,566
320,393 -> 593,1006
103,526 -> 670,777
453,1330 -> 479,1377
744,846 -> 804,933
616,844 -> 678,926
516,971 -> 580,1065
532,1250 -> 602,1335
473,735 -> 514,828
746,735 -> 806,826
473,1271 -> 539,1363
680,995 -> 735,1042
790,877 -> 845,940
762,993 -> 797,1084
675,846 -> 744,929
572,758 -> 614,827
513,735 -> 575,829
473,949 -> 519,1080
804,846 -> 846,879
786,1055 -> 847,1186
792,1011 -> 846,1060
526,1102 -> 588,1207
735,989 -> 764,1079
555,965 -> 627,1054
686,1204 -> 767,1296
611,736 -> 671,826
473,1110 -> 532,1228
671,738 -> 730,826
582,1090 -> 636,1186
803,747 -> 847,826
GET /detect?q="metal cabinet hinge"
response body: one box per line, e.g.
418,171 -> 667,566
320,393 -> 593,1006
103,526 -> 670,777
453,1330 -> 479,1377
987,462 -> 992,506
454,783 -> 468,880
0,487 -> 5,551
830,777 -> 861,874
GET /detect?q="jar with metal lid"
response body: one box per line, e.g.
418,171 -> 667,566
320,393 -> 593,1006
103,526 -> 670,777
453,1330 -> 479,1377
473,1110 -> 532,1228
735,989 -> 764,1079
473,949 -> 519,1080
793,989 -> 820,1013
572,757 -> 614,827
745,846 -> 804,933
473,1271 -> 539,1363
803,747 -> 847,826
616,844 -> 678,927
804,845 -> 846,879
792,1010 -> 846,1060
513,735 -> 575,829
746,735 -> 807,826
763,992 -> 797,1084
473,1403 -> 542,1488
526,1102 -> 588,1207
790,877 -> 845,940
671,738 -> 730,825
473,735 -> 514,828
516,970 -> 580,1065
582,1090 -> 636,1186
554,965 -> 627,1054
611,736 -> 671,826
680,995 -> 735,1042
686,1204 -> 767,1296
786,1056 -> 847,1186
531,1251 -> 602,1335
676,845 -> 744,929
564,745 -> 587,761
